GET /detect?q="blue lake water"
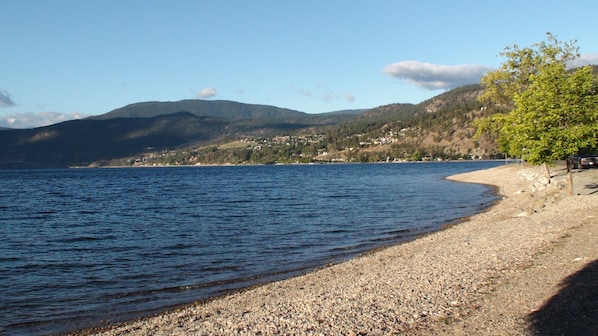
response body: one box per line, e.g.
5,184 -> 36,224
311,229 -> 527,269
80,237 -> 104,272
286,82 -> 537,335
0,161 -> 502,335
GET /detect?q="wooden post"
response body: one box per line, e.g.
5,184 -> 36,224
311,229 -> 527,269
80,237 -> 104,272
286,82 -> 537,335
542,162 -> 551,184
566,158 -> 574,195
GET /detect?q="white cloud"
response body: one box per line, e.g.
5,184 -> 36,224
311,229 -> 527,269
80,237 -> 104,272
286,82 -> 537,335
383,61 -> 492,90
567,53 -> 598,68
0,112 -> 89,129
0,90 -> 16,107
196,87 -> 218,99
345,93 -> 355,102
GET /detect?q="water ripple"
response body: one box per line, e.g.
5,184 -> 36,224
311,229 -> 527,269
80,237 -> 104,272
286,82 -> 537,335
0,162 -> 501,335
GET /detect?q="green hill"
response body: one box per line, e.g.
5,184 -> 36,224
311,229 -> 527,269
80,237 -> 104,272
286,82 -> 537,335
0,102 -> 360,168
0,112 -> 231,168
92,99 -> 355,125
103,84 -> 504,166
0,85 -> 505,168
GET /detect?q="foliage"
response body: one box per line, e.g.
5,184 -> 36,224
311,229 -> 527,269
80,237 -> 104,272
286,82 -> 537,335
475,33 -> 598,164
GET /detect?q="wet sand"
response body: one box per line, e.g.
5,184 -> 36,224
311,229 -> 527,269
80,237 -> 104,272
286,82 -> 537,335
71,163 -> 598,335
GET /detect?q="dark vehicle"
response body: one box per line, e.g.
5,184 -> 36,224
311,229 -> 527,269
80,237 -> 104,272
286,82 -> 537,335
580,155 -> 598,168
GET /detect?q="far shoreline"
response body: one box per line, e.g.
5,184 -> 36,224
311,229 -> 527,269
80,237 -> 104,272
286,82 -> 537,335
72,158 -> 513,169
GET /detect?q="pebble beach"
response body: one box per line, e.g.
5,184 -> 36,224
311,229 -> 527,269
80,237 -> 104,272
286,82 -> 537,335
70,163 -> 598,335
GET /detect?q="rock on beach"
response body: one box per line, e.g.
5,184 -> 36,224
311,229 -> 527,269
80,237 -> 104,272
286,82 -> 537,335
71,163 -> 598,336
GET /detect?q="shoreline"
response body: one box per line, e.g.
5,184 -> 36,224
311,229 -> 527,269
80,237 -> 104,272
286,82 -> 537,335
74,158 -> 511,169
69,164 -> 597,335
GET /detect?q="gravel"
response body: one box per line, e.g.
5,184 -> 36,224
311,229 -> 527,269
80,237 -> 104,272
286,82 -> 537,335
70,163 -> 598,336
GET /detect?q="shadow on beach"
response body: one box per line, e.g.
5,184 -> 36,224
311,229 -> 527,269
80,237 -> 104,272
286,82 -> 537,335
583,182 -> 598,194
527,259 -> 598,335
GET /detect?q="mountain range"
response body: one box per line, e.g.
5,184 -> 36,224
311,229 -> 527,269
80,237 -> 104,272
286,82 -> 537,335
0,84 -> 498,168
91,99 -> 364,123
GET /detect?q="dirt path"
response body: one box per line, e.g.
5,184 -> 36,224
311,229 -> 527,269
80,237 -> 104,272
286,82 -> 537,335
414,164 -> 598,335
413,203 -> 598,335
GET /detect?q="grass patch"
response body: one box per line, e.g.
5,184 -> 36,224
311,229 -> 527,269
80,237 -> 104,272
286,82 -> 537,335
218,141 -> 251,150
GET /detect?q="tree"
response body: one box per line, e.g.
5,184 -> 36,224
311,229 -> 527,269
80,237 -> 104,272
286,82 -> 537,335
476,33 -> 598,190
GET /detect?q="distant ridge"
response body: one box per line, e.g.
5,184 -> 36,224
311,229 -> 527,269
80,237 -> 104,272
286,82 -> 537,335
0,101 -> 361,168
0,84 -> 502,168
356,84 -> 484,123
320,109 -> 366,116
91,99 -> 348,124
0,112 -> 231,168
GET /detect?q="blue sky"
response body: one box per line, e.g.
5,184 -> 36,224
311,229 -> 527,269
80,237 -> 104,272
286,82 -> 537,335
1,0 -> 598,128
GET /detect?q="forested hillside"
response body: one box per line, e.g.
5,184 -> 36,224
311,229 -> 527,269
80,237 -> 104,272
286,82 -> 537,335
92,99 -> 356,125
105,85 -> 504,166
0,84 -> 505,168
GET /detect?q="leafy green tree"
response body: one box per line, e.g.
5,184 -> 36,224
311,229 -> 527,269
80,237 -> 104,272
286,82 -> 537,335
476,33 -> 598,187
410,150 -> 423,161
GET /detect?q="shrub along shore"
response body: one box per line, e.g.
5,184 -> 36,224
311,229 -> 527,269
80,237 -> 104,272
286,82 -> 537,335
71,164 -> 598,335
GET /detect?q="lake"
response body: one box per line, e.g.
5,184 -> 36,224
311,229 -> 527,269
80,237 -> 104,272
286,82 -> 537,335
0,161 -> 502,335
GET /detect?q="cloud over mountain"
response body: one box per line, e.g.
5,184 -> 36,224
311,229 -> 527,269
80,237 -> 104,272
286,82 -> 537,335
196,87 -> 218,99
0,112 -> 89,129
383,61 -> 492,90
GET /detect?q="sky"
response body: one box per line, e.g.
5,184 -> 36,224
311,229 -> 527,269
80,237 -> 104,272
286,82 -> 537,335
1,0 -> 598,128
